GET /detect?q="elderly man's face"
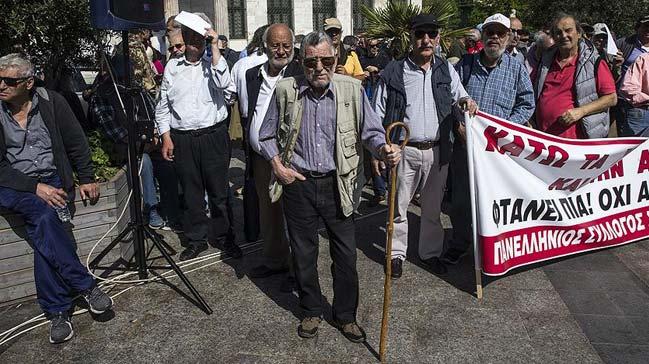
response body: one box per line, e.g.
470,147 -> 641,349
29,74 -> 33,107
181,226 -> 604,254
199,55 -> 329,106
168,32 -> 185,58
593,34 -> 607,52
0,68 -> 33,103
325,28 -> 342,47
482,24 -> 509,59
552,17 -> 580,53
411,26 -> 440,59
302,42 -> 336,90
266,26 -> 294,71
509,18 -> 522,48
182,28 -> 206,62
367,40 -> 380,57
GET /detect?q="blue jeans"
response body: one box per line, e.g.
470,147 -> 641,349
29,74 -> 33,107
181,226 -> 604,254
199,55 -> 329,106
619,104 -> 649,137
140,153 -> 159,212
0,175 -> 94,314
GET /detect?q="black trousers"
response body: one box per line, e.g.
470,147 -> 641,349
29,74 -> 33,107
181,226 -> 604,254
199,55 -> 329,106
282,175 -> 358,323
171,124 -> 231,247
449,141 -> 472,252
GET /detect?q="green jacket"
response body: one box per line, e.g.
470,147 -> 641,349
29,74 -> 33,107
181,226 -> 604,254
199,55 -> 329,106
270,74 -> 366,217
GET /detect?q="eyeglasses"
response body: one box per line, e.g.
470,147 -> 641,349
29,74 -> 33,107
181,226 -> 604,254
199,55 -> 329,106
413,29 -> 439,39
167,43 -> 184,52
369,44 -> 379,49
511,29 -> 521,34
303,56 -> 336,69
0,76 -> 30,87
268,43 -> 293,52
325,29 -> 341,36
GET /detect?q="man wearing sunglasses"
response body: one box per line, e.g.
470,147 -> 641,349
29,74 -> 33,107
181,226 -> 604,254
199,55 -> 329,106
443,13 -> 535,266
375,13 -> 477,278
0,54 -> 111,344
506,16 -> 526,64
323,18 -> 365,81
156,13 -> 242,261
258,31 -> 401,343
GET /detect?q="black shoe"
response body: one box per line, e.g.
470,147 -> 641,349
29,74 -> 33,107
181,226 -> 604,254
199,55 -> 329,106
249,265 -> 289,278
421,257 -> 448,275
280,275 -> 297,293
223,241 -> 243,259
387,258 -> 402,279
368,194 -> 386,207
441,247 -> 468,265
179,244 -> 207,261
49,312 -> 73,344
335,321 -> 367,343
81,286 -> 113,314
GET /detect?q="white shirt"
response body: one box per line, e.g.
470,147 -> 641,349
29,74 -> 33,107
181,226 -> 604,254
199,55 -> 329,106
226,52 -> 268,118
249,64 -> 284,154
155,54 -> 232,135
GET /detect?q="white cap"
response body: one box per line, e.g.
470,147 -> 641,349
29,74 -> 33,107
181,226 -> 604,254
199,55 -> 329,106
593,23 -> 608,36
482,13 -> 511,30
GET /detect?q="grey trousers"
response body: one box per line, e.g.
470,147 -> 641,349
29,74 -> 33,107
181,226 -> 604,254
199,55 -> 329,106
391,145 -> 448,261
252,152 -> 291,269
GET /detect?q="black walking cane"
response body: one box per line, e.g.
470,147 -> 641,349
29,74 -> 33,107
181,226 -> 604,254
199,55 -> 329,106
379,122 -> 410,363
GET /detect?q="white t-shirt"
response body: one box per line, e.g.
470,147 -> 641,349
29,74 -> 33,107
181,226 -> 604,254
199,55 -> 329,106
250,64 -> 284,154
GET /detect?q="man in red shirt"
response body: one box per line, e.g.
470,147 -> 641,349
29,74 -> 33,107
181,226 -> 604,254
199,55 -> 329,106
533,14 -> 617,139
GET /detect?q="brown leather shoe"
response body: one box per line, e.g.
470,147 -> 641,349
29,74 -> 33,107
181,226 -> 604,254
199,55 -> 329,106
297,317 -> 321,339
335,321 -> 367,343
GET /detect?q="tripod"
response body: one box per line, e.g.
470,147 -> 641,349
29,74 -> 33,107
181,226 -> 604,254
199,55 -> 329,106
89,30 -> 212,314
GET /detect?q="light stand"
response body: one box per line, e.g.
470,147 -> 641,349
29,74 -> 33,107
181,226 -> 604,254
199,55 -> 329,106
89,30 -> 212,314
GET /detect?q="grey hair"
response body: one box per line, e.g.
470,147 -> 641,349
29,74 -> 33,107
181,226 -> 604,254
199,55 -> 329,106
263,24 -> 296,50
533,31 -> 548,46
299,31 -> 335,59
0,53 -> 34,77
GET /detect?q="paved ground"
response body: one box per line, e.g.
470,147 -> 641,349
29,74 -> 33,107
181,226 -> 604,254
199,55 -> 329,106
1,152 -> 649,363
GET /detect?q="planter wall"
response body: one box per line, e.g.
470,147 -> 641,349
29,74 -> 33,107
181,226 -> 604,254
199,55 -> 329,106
0,168 -> 131,305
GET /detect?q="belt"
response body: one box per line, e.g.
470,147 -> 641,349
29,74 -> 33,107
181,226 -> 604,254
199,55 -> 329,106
405,140 -> 440,150
303,170 -> 336,179
170,122 -> 224,136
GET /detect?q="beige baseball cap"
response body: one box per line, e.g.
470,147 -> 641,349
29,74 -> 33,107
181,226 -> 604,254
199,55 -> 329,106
483,13 -> 511,30
324,18 -> 342,31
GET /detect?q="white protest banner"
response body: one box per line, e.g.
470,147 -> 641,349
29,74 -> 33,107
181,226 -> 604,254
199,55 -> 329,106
467,111 -> 649,276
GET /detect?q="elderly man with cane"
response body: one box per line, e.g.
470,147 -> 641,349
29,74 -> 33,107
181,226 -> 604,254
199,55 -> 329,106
258,31 -> 401,342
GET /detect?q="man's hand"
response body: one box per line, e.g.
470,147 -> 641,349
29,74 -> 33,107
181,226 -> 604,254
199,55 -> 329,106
614,51 -> 624,67
379,144 -> 401,168
558,108 -> 584,125
79,183 -> 100,205
371,157 -> 385,176
335,65 -> 349,75
458,97 -> 478,116
161,133 -> 174,161
36,183 -> 68,208
205,27 -> 219,46
271,157 -> 305,185
457,122 -> 467,143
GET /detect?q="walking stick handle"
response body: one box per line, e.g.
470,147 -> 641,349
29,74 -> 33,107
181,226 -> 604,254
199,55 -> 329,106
385,122 -> 410,149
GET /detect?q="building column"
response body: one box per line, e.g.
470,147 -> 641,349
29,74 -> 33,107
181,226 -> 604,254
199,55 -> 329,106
214,0 -> 229,36
164,0 -> 179,19
245,0 -> 268,41
336,0 -> 353,36
293,0 -> 314,36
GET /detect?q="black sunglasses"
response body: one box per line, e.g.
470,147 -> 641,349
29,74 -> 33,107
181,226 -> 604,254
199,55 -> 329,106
414,29 -> 439,39
167,43 -> 184,52
303,56 -> 336,69
0,76 -> 30,87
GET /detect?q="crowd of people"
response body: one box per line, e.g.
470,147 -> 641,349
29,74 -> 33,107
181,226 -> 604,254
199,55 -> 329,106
0,7 -> 648,346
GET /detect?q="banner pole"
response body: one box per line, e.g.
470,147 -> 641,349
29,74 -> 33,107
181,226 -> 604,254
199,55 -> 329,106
464,112 -> 483,300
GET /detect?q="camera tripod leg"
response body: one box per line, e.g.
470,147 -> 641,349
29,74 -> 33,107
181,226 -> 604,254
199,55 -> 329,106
143,227 -> 213,314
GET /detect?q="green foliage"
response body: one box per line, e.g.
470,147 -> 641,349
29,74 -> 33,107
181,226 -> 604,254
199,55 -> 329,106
0,0 -> 104,87
360,0 -> 469,59
466,0 -> 529,28
87,130 -> 121,183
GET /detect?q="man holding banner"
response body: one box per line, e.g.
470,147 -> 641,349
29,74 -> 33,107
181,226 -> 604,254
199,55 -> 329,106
443,13 -> 535,265
374,14 -> 477,277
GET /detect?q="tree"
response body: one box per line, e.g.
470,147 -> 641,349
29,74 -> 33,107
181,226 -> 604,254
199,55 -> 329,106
361,0 -> 469,59
0,0 -> 103,88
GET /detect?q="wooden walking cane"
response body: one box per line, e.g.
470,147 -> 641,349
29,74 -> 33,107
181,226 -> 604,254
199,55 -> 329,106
379,122 -> 409,363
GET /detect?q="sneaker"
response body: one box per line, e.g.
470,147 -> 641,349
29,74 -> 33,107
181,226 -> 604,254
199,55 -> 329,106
297,317 -> 322,338
49,312 -> 73,344
441,247 -> 468,265
82,286 -> 114,314
148,208 -> 165,229
335,321 -> 367,343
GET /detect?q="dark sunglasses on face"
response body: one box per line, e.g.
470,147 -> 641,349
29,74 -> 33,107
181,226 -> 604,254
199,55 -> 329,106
0,76 -> 30,87
414,29 -> 439,39
167,43 -> 184,52
369,44 -> 379,48
325,29 -> 341,36
303,56 -> 336,69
